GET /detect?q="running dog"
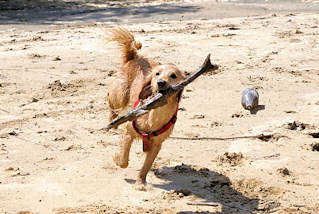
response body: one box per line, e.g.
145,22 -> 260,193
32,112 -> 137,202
107,28 -> 185,188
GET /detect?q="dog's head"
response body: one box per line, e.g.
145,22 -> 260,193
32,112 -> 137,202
139,64 -> 185,100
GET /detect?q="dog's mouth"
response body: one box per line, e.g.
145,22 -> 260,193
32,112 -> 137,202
158,85 -> 170,92
158,89 -> 167,93
154,84 -> 169,93
157,86 -> 171,94
156,88 -> 182,102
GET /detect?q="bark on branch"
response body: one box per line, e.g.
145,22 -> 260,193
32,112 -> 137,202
106,54 -> 218,130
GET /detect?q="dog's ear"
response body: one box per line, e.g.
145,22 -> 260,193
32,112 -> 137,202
139,75 -> 152,100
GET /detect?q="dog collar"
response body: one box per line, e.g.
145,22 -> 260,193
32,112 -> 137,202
132,99 -> 178,152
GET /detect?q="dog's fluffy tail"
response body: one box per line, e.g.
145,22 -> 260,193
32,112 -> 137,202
108,28 -> 142,63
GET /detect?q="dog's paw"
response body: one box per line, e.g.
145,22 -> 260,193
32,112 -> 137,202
113,154 -> 128,168
134,182 -> 152,191
135,177 -> 152,191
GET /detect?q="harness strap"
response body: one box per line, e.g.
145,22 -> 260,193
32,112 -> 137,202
132,99 -> 178,152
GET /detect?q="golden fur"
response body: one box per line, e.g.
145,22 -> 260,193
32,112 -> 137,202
107,28 -> 185,188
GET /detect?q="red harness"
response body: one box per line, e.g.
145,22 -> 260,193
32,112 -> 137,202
132,99 -> 178,152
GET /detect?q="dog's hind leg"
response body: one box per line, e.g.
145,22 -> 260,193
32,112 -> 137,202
107,100 -> 119,122
113,131 -> 134,168
107,78 -> 129,123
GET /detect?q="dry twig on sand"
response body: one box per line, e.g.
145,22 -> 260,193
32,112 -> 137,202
169,133 -> 286,141
0,108 -> 9,113
187,202 -> 219,207
106,54 -> 218,130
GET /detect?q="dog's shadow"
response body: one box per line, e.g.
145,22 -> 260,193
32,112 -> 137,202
149,164 -> 259,214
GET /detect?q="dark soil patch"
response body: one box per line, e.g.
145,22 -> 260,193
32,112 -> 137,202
309,132 -> 319,138
310,143 -> 319,151
277,167 -> 290,176
258,134 -> 273,142
257,134 -> 281,142
46,79 -> 85,97
286,121 -> 310,131
231,113 -> 243,118
217,152 -> 243,166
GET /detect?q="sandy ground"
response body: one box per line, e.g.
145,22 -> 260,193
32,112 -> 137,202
1,1 -> 319,213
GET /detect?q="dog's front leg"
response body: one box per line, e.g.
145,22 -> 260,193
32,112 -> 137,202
113,131 -> 134,168
136,140 -> 162,186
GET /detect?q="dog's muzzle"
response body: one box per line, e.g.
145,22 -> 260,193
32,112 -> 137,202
157,79 -> 167,90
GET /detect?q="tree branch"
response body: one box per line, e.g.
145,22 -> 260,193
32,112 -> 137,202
106,54 -> 218,130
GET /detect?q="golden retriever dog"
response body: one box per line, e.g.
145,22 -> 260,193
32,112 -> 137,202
107,28 -> 185,188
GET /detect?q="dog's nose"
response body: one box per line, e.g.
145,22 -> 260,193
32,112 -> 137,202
157,79 -> 167,88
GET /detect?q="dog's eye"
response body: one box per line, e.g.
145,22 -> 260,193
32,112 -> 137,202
170,73 -> 177,79
155,72 -> 160,76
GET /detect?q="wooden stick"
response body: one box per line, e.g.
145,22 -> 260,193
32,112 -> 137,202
106,54 -> 217,130
187,202 -> 219,207
0,108 -> 9,113
169,133 -> 286,141
187,201 -> 252,211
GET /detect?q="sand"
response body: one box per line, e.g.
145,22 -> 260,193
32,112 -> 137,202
0,0 -> 319,213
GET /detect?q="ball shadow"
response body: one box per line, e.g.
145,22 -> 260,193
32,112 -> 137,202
250,104 -> 265,115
